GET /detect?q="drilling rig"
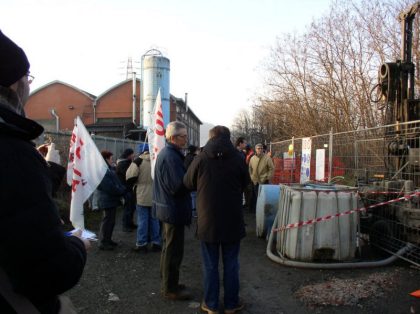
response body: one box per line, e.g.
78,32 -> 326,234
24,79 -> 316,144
364,2 -> 420,253
379,2 -> 420,175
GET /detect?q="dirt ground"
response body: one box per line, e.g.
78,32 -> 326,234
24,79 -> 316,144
67,210 -> 420,314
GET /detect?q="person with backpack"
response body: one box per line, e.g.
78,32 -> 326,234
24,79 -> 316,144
116,148 -> 137,232
126,143 -> 161,253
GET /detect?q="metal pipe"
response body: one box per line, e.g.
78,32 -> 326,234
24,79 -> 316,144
291,137 -> 295,183
328,128 -> 333,183
185,92 -> 188,113
93,100 -> 97,123
50,109 -> 59,132
140,54 -> 145,128
132,71 -> 137,125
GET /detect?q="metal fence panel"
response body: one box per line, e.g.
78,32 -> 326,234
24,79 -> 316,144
270,121 -> 420,266
35,131 -> 144,165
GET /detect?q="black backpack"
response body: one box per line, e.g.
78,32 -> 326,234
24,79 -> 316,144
126,157 -> 143,189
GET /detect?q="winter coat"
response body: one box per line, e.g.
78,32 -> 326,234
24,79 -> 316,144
0,90 -> 86,314
184,152 -> 196,169
116,158 -> 131,187
184,135 -> 249,243
237,149 -> 246,162
152,143 -> 192,225
94,168 -> 126,209
249,153 -> 274,184
46,161 -> 66,196
126,152 -> 153,207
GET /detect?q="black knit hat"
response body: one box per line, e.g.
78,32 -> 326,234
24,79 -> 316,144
121,148 -> 134,159
0,30 -> 30,87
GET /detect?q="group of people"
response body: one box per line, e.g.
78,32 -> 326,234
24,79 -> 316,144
0,30 -> 275,314
235,137 -> 275,212
93,143 -> 162,253
94,122 -> 275,314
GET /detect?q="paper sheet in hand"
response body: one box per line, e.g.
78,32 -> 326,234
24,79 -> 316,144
69,229 -> 98,241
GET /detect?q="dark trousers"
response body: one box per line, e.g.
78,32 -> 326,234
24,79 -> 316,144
99,207 -> 116,244
122,191 -> 136,228
244,182 -> 253,210
201,241 -> 241,310
251,183 -> 260,211
160,223 -> 185,293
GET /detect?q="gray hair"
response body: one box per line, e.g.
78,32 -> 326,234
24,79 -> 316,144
165,121 -> 187,140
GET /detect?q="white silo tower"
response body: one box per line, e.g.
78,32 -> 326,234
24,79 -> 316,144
141,49 -> 170,129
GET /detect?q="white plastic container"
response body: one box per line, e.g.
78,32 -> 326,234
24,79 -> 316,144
276,184 -> 359,262
256,185 -> 281,238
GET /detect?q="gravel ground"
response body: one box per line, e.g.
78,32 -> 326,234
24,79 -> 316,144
67,210 -> 420,314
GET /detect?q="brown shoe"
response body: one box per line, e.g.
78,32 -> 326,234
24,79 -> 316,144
224,301 -> 244,314
201,301 -> 218,314
163,290 -> 192,301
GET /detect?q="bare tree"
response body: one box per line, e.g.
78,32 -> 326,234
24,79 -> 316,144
236,0 -> 416,142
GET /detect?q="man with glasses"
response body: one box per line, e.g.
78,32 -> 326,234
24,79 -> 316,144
249,143 -> 274,211
0,31 -> 89,313
152,121 -> 192,301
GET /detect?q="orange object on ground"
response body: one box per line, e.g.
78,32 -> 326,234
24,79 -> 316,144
410,290 -> 420,298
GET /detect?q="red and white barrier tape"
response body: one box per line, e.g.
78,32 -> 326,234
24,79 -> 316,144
359,191 -> 404,195
272,191 -> 420,233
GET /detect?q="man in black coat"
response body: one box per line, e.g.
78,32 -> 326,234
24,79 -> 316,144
116,148 -> 136,232
184,126 -> 249,314
0,30 -> 89,313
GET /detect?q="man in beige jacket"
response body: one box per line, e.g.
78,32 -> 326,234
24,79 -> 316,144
249,143 -> 274,211
126,143 -> 161,253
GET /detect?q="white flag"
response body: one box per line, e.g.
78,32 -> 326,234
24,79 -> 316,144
147,88 -> 166,180
67,116 -> 108,229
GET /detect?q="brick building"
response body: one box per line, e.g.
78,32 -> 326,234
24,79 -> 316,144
26,79 -> 201,146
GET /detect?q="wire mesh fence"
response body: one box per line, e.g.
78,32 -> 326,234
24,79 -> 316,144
35,131 -> 144,165
269,120 -> 420,266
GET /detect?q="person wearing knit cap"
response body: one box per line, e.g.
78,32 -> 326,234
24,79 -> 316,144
0,31 -> 89,313
0,31 -> 31,116
138,142 -> 149,153
116,148 -> 137,232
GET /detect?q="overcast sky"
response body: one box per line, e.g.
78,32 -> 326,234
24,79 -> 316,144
1,0 -> 333,127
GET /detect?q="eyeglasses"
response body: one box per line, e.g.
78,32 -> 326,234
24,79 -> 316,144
27,73 -> 35,85
177,134 -> 188,139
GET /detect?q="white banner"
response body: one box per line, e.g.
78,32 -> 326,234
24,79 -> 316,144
67,116 -> 108,229
283,152 -> 295,170
300,137 -> 312,183
147,88 -> 166,180
315,149 -> 325,181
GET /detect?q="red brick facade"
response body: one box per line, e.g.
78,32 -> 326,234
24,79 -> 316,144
25,81 -> 95,131
25,79 -> 201,145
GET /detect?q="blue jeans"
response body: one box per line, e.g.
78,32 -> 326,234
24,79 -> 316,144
136,205 -> 161,246
200,241 -> 240,310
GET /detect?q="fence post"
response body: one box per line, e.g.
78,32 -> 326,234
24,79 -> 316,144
354,138 -> 358,181
291,136 -> 295,183
328,128 -> 333,183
